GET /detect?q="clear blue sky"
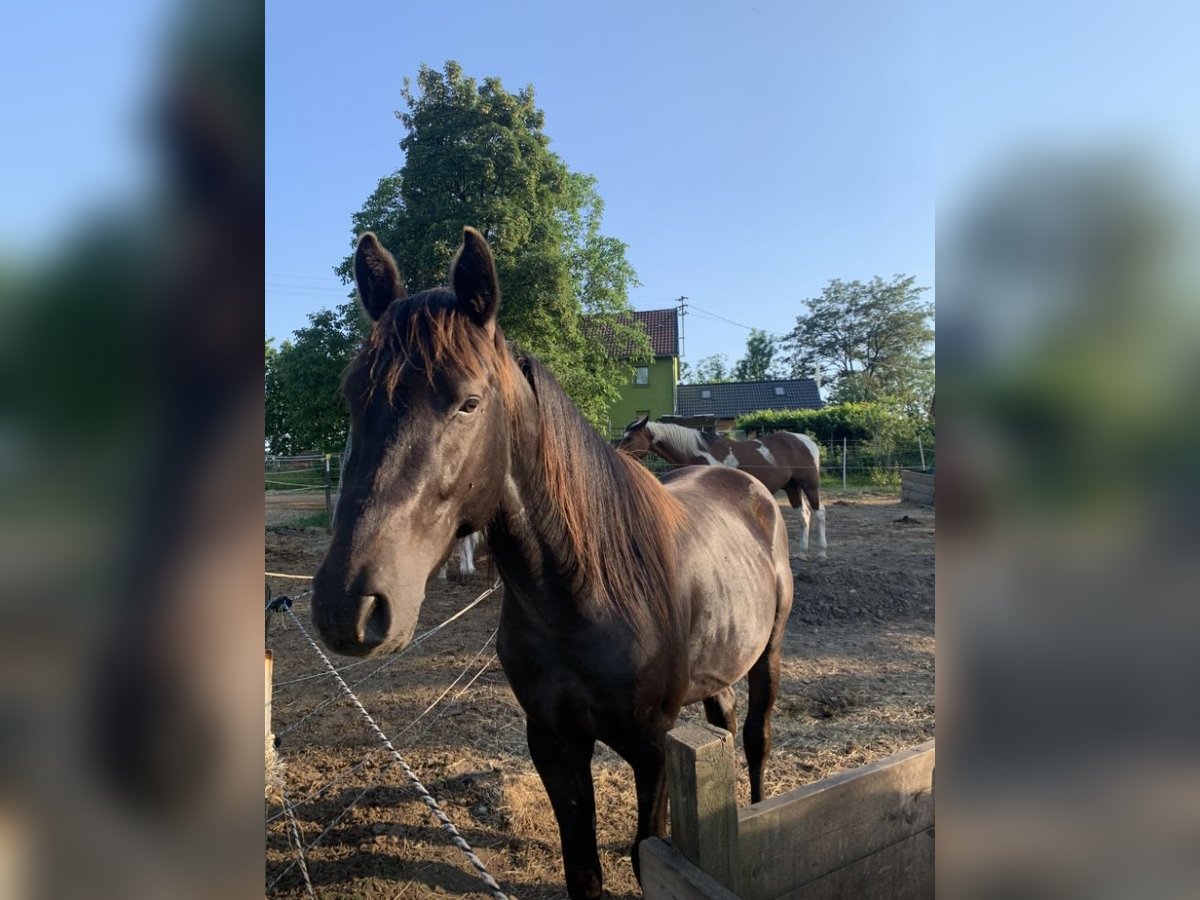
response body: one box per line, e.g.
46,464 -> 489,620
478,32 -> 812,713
266,0 -> 934,367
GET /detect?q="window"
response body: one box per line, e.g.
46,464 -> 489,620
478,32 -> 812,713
633,366 -> 650,386
774,387 -> 786,396
700,389 -> 712,399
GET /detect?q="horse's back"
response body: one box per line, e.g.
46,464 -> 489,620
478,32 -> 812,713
660,466 -> 793,702
662,464 -> 781,537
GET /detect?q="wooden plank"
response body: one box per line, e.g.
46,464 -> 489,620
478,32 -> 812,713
641,838 -> 742,900
901,471 -> 935,487
771,828 -> 934,900
901,483 -> 935,505
737,742 -> 934,900
265,650 -> 273,739
666,724 -> 740,891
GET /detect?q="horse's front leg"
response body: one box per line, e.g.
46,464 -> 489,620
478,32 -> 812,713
527,720 -> 602,900
612,722 -> 671,885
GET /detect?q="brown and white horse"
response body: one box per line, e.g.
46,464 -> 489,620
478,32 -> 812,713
311,228 -> 793,899
617,418 -> 828,559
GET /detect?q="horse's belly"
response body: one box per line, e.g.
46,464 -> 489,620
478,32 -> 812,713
683,579 -> 776,704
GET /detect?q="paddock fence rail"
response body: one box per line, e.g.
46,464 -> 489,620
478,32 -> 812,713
642,724 -> 934,900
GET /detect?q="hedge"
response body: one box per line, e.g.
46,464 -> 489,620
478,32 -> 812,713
735,402 -> 934,479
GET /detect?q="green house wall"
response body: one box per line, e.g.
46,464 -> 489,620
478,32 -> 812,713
604,356 -> 678,437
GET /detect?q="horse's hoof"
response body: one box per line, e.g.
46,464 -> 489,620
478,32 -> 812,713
816,552 -> 828,560
567,870 -> 603,900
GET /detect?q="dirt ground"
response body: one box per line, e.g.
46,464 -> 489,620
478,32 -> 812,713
265,490 -> 934,899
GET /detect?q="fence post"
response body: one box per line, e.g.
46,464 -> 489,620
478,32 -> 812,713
324,453 -> 332,533
918,435 -> 926,471
265,649 -> 272,744
842,437 -> 847,489
665,723 -> 740,893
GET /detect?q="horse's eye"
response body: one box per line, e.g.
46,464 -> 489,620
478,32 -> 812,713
459,396 -> 481,414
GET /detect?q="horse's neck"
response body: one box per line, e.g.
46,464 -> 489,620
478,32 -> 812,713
489,413 -> 582,595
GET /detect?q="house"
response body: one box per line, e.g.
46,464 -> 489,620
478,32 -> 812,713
588,308 -> 680,436
675,378 -> 823,432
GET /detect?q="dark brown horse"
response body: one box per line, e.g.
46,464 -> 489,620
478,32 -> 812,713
312,228 -> 793,900
617,418 -> 827,558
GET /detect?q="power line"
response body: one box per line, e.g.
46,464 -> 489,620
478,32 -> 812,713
687,303 -> 791,339
267,272 -> 345,282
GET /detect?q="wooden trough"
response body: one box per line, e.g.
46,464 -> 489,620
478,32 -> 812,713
900,469 -> 935,507
642,724 -> 934,900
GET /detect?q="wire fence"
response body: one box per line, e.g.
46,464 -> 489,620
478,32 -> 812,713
603,438 -> 935,487
265,454 -> 348,492
265,577 -> 508,898
266,436 -> 934,503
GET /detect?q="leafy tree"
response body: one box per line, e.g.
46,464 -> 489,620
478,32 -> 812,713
334,61 -> 647,428
265,306 -> 364,454
780,276 -> 933,413
681,354 -> 733,384
732,329 -> 783,381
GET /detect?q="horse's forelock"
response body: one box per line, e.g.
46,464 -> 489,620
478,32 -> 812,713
346,289 -> 515,410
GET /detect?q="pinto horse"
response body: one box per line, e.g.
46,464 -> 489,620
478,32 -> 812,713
618,418 -> 828,559
312,228 -> 793,900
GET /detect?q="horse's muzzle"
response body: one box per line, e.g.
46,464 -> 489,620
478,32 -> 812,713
312,591 -> 400,658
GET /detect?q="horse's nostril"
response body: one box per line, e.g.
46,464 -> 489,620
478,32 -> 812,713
356,595 -> 391,647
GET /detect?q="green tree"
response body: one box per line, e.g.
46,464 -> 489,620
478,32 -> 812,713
334,61 -> 647,428
781,275 -> 933,413
265,306 -> 364,454
732,328 -> 782,381
682,354 -> 733,384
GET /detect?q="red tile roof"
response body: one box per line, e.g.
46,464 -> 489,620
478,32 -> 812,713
586,308 -> 679,358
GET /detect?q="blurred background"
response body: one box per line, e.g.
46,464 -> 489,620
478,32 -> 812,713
937,2 -> 1200,897
1,0 -> 1197,898
0,1 -> 263,897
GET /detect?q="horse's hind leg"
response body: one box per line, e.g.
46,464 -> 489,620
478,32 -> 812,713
703,687 -> 737,734
785,482 -> 811,559
802,480 -> 826,559
527,721 -> 602,900
744,639 -> 784,804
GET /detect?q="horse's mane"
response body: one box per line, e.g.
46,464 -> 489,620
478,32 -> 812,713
646,421 -> 717,459
344,288 -> 516,410
520,355 -> 684,634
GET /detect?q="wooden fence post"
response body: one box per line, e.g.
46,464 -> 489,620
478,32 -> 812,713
265,650 -> 273,743
324,453 -> 333,533
265,649 -> 283,800
842,436 -> 847,489
665,723 -> 740,893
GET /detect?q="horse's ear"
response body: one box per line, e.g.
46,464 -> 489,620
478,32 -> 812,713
450,227 -> 500,328
625,415 -> 649,432
354,233 -> 405,322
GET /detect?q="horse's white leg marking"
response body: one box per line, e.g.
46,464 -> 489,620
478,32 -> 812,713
755,443 -> 778,466
459,532 -> 478,577
722,449 -> 739,468
439,533 -> 479,580
813,507 -> 827,559
798,496 -> 811,558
